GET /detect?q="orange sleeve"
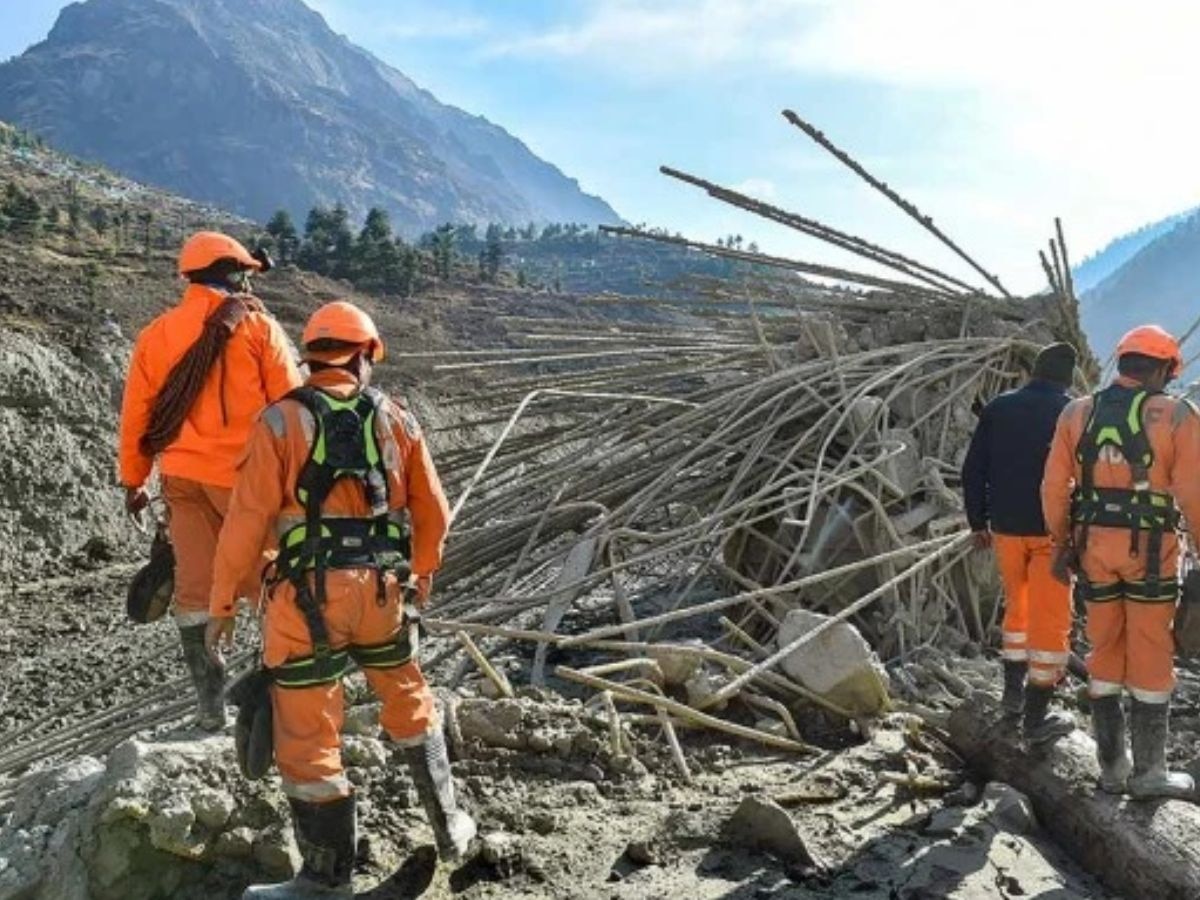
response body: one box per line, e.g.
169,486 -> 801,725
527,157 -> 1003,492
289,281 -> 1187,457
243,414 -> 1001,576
1169,402 -> 1200,547
396,408 -> 450,576
1041,404 -> 1078,546
210,417 -> 286,616
259,316 -> 303,403
118,332 -> 156,488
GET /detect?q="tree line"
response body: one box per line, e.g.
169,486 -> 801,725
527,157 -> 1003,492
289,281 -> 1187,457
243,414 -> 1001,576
262,206 -> 515,297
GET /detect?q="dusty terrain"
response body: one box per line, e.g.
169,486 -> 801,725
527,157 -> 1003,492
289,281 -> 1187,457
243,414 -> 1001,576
4,127 -> 1200,900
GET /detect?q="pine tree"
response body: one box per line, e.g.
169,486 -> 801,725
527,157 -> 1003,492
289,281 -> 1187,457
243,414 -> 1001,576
353,207 -> 396,287
432,224 -> 455,279
266,209 -> 300,265
482,223 -> 504,282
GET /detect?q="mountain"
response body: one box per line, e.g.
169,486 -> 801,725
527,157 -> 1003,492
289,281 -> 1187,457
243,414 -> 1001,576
1081,210 -> 1200,363
1073,206 -> 1197,294
0,0 -> 621,233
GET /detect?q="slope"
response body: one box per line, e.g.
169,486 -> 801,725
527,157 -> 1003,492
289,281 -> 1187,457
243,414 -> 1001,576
1081,210 -> 1200,363
0,0 -> 620,233
1073,205 -> 1196,294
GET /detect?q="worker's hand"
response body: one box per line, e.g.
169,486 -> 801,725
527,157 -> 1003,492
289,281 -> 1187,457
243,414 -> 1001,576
413,574 -> 433,609
971,530 -> 992,551
205,616 -> 236,665
124,486 -> 150,517
1050,545 -> 1076,586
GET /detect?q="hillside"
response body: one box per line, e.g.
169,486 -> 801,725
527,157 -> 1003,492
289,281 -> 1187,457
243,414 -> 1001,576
1073,206 -> 1196,294
1081,210 -> 1200,364
0,0 -> 620,234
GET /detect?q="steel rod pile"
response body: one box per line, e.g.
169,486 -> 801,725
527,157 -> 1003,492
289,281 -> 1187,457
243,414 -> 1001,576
0,109 -> 1092,801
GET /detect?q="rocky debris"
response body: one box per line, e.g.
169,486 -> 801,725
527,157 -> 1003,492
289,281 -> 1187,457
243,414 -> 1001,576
0,327 -> 140,583
0,736 -> 295,900
777,610 -> 891,716
723,795 -> 821,870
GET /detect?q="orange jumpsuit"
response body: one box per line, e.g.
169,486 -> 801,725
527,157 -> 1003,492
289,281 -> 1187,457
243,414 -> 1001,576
992,535 -> 1072,685
1043,378 -> 1200,703
118,284 -> 301,624
210,369 -> 450,802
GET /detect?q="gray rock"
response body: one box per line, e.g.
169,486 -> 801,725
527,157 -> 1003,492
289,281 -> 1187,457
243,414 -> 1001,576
343,736 -> 389,769
723,796 -> 820,868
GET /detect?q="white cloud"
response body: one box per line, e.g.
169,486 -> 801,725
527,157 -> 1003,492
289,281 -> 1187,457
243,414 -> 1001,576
488,0 -> 1200,279
484,0 -> 824,71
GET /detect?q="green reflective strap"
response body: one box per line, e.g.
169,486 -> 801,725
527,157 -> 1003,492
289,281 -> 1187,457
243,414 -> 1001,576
1093,425 -> 1122,449
272,649 -> 351,688
364,407 -> 380,466
1127,391 -> 1146,436
348,633 -> 414,669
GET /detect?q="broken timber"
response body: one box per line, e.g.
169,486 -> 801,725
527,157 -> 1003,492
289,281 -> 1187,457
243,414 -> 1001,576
949,692 -> 1200,900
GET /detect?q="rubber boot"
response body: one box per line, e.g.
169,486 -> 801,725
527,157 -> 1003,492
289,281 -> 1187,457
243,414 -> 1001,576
243,794 -> 356,898
1022,683 -> 1074,745
402,728 -> 477,862
179,624 -> 227,732
1090,694 -> 1132,794
1127,700 -> 1195,801
1000,660 -> 1026,717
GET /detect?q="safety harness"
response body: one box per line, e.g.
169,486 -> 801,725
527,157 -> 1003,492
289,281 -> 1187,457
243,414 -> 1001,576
270,386 -> 415,687
1071,384 -> 1181,601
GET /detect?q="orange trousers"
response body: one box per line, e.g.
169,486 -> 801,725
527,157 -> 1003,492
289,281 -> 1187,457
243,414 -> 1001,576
1080,527 -> 1179,702
993,534 -> 1072,686
264,569 -> 436,801
163,475 -> 258,626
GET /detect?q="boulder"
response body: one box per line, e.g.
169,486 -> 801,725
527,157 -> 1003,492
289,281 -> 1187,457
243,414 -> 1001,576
776,609 -> 890,716
722,796 -> 820,869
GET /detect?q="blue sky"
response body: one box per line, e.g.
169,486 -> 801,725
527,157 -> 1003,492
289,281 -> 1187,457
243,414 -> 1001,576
4,0 -> 1200,293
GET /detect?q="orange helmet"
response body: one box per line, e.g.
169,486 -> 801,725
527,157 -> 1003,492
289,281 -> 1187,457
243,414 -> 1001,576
178,231 -> 262,276
302,301 -> 385,363
1116,324 -> 1182,379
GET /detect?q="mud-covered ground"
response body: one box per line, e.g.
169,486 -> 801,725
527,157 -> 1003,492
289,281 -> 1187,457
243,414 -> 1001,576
0,561 -> 1147,900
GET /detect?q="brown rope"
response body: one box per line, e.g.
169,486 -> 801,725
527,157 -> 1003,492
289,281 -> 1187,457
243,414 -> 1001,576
139,294 -> 265,457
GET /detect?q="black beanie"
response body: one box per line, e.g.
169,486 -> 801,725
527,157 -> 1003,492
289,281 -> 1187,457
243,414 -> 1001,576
1032,342 -> 1077,386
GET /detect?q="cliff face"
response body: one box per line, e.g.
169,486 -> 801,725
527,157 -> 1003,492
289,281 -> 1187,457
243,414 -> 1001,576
0,0 -> 621,232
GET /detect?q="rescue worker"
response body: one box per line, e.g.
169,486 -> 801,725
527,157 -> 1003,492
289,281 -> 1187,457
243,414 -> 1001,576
206,301 -> 475,898
119,232 -> 301,731
1043,324 -> 1200,799
963,342 -> 1076,742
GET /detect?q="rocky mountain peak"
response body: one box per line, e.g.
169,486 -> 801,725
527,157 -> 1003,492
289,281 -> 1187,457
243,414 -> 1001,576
0,0 -> 620,232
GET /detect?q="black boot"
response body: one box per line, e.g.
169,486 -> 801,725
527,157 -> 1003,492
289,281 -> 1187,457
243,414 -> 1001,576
1023,683 -> 1073,745
1127,700 -> 1194,800
242,794 -> 356,898
402,728 -> 477,862
179,623 -> 227,732
1091,694 -> 1132,793
1000,660 -> 1026,716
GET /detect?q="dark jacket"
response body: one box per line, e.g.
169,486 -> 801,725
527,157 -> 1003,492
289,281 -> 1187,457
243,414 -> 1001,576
962,379 -> 1071,536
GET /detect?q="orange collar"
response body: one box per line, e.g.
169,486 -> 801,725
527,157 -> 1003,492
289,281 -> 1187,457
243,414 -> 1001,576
306,367 -> 363,399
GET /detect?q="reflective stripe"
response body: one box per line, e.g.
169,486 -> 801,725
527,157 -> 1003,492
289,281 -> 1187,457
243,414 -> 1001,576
1089,679 -> 1124,698
1128,685 -> 1172,704
262,404 -> 286,437
386,719 -> 440,748
1029,650 -> 1070,665
272,649 -> 351,688
281,774 -> 351,802
1001,648 -> 1029,661
1028,669 -> 1061,686
1002,631 -> 1027,644
174,609 -> 210,626
349,634 -> 415,670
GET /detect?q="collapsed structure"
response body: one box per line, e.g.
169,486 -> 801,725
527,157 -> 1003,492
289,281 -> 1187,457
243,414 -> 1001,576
8,110 -> 1195,899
